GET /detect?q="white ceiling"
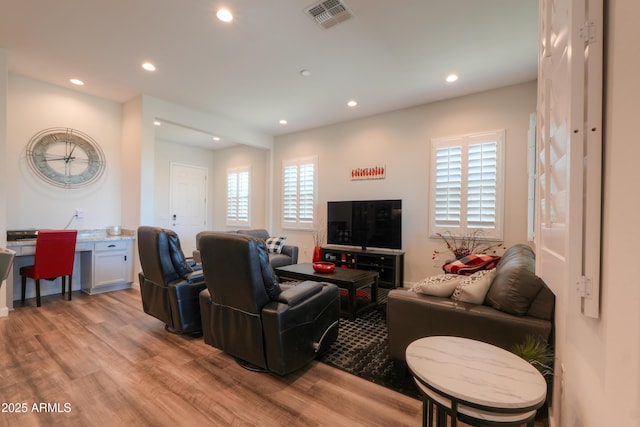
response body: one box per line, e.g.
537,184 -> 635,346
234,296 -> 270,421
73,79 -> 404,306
0,0 -> 538,147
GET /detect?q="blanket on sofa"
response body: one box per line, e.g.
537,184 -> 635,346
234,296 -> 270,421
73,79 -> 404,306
443,254 -> 501,275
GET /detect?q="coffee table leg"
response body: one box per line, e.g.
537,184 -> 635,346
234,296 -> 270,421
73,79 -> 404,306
371,277 -> 378,305
348,288 -> 356,321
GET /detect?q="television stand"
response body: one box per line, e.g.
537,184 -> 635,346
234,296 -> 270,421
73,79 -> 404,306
321,245 -> 404,289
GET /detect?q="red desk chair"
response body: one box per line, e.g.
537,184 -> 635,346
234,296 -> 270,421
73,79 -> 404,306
20,230 -> 78,307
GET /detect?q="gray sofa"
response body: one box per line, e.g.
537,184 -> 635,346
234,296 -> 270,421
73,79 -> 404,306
387,244 -> 555,363
193,229 -> 298,268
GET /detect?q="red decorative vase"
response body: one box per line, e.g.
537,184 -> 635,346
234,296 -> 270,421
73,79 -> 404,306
312,246 -> 322,263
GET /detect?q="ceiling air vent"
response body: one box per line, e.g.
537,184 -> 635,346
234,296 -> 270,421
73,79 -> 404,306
305,0 -> 353,29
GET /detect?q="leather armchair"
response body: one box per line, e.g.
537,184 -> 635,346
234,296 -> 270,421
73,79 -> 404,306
198,233 -> 339,375
137,226 -> 206,335
193,229 -> 298,268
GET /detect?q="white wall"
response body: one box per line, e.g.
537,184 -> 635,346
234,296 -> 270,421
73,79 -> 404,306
273,81 -> 537,281
209,144 -> 270,231
6,73 -> 123,230
153,139 -> 269,234
553,2 -> 640,426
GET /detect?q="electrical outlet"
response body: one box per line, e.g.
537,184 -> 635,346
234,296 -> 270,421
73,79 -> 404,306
75,209 -> 85,219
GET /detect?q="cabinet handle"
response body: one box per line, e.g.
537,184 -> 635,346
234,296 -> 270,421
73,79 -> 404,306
124,255 -> 127,261
108,244 -> 116,248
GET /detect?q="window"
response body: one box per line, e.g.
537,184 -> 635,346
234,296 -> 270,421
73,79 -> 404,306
282,156 -> 317,230
429,129 -> 505,240
226,166 -> 250,226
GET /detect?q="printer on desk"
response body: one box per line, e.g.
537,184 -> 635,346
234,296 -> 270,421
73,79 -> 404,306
7,230 -> 39,241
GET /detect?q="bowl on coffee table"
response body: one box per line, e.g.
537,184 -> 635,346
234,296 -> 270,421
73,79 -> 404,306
312,261 -> 335,273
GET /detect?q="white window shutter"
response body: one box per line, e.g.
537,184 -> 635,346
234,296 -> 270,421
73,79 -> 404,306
283,164 -> 298,223
282,157 -> 317,229
467,142 -> 497,229
434,146 -> 462,228
226,166 -> 251,226
430,130 -> 504,240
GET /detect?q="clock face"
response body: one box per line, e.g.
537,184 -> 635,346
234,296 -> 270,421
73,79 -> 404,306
26,128 -> 106,188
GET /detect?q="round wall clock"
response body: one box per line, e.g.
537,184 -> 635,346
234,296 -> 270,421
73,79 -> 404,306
26,127 -> 106,189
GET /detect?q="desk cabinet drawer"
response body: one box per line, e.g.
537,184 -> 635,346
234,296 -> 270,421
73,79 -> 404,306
18,246 -> 36,256
94,240 -> 129,252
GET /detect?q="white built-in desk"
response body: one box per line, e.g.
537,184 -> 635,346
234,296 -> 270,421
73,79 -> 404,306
406,336 -> 547,427
5,230 -> 135,309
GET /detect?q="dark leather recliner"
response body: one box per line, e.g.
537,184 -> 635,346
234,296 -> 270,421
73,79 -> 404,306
198,233 -> 340,375
193,229 -> 298,268
138,226 -> 206,334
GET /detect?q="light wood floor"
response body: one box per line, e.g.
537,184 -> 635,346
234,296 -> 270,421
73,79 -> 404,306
0,289 -> 423,427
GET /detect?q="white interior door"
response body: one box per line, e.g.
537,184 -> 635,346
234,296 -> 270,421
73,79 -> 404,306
170,163 -> 208,255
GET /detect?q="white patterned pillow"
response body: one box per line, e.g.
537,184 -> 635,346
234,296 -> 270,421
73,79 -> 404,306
411,274 -> 464,297
452,269 -> 497,304
265,236 -> 287,254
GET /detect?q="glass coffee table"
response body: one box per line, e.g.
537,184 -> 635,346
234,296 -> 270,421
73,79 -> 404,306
275,263 -> 379,320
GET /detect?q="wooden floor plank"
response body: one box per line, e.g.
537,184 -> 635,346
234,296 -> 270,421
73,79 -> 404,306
0,289 -> 422,426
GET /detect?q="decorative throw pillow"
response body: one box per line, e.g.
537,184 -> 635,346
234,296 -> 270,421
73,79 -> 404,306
485,265 -> 545,316
265,237 -> 287,254
452,269 -> 496,304
411,274 -> 464,297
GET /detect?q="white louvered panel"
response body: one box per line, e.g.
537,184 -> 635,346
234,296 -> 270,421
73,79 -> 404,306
282,165 -> 298,222
227,172 -> 238,221
237,170 -> 249,222
299,162 -> 315,224
536,0 -> 602,321
467,142 -> 497,229
434,146 -> 462,227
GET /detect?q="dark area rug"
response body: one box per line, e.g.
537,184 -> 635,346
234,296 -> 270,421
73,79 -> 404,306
318,289 -> 421,400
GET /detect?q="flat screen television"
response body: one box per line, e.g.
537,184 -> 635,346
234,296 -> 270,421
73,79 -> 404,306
326,199 -> 402,250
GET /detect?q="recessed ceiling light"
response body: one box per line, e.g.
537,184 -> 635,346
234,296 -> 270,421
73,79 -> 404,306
300,69 -> 311,77
70,79 -> 84,86
446,74 -> 459,83
212,136 -> 221,141
216,8 -> 233,22
153,121 -> 161,126
142,62 -> 156,72
347,100 -> 358,107
279,119 -> 288,125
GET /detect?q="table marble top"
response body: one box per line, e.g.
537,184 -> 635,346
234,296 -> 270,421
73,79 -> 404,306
406,336 -> 547,410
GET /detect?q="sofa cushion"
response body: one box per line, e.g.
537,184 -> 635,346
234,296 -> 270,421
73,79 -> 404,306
265,236 -> 287,254
485,264 -> 545,316
452,269 -> 496,304
411,274 -> 464,297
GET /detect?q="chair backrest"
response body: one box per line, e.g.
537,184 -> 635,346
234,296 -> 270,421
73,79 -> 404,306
137,226 -> 192,286
33,230 -> 77,279
200,233 -> 272,314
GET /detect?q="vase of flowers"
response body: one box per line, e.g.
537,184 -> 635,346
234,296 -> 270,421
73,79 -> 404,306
313,208 -> 326,263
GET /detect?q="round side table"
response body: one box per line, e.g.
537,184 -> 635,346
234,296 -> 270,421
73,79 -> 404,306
406,336 -> 547,427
